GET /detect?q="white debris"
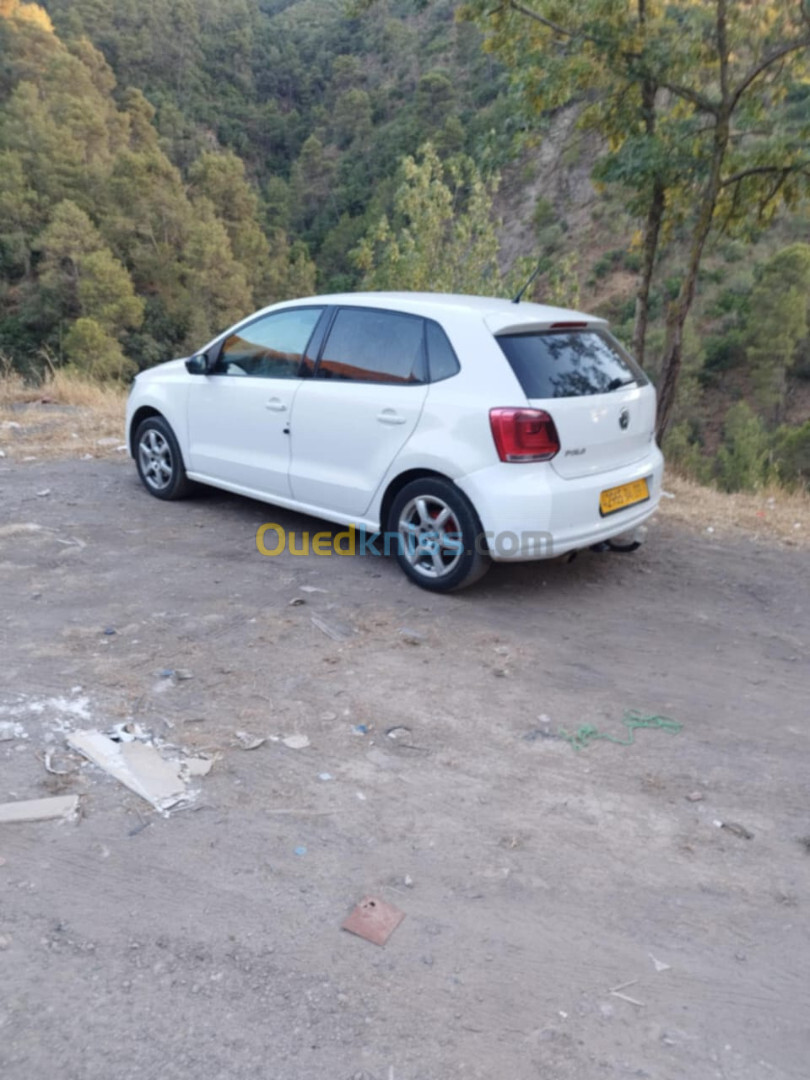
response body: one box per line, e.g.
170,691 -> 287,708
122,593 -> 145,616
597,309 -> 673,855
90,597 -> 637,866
182,756 -> 215,778
0,795 -> 80,824
233,731 -> 266,751
68,730 -> 188,812
649,953 -> 671,973
0,721 -> 27,742
282,734 -> 310,750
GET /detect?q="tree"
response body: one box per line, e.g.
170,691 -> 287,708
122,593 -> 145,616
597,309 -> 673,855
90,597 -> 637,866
352,142 -> 502,294
63,316 -> 136,380
715,401 -> 773,492
178,198 -> 252,349
745,243 -> 810,419
458,0 -> 810,434
188,150 -> 272,301
36,200 -> 144,363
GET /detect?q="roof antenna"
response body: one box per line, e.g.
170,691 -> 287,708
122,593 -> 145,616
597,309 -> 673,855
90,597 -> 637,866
512,259 -> 544,304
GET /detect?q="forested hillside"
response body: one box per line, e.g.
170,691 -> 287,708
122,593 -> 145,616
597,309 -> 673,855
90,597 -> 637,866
1,0 -> 810,490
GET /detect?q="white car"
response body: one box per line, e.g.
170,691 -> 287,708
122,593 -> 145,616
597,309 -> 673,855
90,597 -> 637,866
126,292 -> 664,591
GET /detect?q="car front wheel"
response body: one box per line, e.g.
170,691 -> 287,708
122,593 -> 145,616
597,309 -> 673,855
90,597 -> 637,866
388,477 -> 490,592
134,415 -> 192,500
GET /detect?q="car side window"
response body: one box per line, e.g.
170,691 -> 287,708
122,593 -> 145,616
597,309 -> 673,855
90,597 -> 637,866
425,320 -> 460,382
315,308 -> 426,384
213,307 -> 325,378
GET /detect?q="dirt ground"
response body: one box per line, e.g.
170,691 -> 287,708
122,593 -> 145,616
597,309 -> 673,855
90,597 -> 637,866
1,456 -> 809,1080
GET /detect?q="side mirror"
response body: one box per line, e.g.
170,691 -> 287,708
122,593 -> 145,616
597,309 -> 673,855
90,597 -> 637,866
185,353 -> 210,375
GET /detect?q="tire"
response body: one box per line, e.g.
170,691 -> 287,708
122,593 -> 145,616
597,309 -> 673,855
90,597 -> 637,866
134,415 -> 193,501
388,477 -> 491,592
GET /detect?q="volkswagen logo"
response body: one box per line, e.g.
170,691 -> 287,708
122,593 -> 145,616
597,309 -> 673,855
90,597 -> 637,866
619,408 -> 630,430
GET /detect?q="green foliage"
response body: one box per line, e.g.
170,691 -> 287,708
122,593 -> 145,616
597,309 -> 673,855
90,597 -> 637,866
744,243 -> 810,418
662,423 -> 711,484
0,2 -> 314,375
352,142 -> 502,294
715,403 -> 774,493
772,421 -> 810,490
63,316 -> 136,380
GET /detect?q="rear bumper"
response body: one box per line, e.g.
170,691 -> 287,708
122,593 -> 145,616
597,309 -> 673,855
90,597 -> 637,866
456,446 -> 665,561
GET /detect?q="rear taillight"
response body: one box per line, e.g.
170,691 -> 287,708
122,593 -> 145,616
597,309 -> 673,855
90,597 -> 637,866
489,408 -> 560,463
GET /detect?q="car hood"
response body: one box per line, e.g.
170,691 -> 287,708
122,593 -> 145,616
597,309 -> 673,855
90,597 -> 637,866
134,357 -> 189,383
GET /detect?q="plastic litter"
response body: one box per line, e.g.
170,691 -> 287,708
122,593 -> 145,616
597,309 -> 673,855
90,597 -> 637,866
558,710 -> 682,752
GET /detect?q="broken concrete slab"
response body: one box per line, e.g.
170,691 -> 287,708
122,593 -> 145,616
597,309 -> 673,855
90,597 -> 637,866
0,794 -> 80,824
67,730 -> 187,812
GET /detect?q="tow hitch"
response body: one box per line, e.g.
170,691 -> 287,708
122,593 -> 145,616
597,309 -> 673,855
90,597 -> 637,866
590,525 -> 648,554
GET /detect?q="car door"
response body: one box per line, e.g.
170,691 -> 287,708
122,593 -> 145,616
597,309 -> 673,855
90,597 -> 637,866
186,306 -> 325,499
289,307 -> 429,516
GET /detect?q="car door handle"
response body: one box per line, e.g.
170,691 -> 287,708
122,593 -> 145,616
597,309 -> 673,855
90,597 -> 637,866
377,409 -> 407,425
265,398 -> 287,412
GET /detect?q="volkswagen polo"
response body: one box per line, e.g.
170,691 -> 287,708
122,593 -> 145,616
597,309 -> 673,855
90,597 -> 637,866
126,292 -> 664,591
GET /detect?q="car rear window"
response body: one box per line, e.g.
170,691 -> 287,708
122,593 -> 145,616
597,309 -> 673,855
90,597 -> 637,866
496,329 -> 647,399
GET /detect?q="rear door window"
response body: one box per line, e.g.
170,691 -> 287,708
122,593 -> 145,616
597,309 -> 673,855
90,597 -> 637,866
425,320 -> 460,382
497,329 -> 647,399
315,308 -> 426,384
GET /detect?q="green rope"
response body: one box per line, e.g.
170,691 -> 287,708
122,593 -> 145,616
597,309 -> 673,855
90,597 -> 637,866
558,710 -> 682,752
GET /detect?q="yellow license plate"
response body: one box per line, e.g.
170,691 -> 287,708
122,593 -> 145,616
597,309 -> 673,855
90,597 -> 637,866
599,478 -> 650,516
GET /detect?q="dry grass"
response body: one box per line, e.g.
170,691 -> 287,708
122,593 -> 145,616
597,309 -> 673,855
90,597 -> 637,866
0,370 -> 127,461
660,472 -> 810,549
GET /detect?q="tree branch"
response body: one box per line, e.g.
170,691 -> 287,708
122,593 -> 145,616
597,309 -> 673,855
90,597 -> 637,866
731,36 -> 810,109
720,162 -> 810,187
502,0 -> 597,43
658,81 -> 719,115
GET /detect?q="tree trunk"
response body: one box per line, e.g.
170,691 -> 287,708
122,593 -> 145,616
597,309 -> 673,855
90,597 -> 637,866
632,177 -> 665,367
656,118 -> 730,437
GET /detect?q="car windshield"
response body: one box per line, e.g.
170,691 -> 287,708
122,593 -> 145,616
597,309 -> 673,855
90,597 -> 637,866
496,328 -> 647,399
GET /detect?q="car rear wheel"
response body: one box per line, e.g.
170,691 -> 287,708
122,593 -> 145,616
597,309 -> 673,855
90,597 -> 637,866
389,477 -> 490,592
135,416 -> 192,500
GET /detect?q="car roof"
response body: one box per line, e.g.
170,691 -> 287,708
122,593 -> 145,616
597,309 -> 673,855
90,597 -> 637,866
273,292 -> 608,335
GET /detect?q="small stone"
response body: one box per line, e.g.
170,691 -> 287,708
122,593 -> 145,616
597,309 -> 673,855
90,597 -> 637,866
173,669 -> 193,681
686,791 -> 704,802
36,489 -> 51,497
103,628 -> 116,636
404,874 -> 414,888
283,734 -> 310,750
289,597 -> 306,607
493,668 -> 509,678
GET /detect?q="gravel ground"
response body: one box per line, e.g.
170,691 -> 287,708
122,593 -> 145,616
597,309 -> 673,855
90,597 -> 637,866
1,457 -> 809,1080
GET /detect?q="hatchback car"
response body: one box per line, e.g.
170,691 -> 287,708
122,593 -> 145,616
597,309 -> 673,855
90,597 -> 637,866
126,292 -> 664,591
